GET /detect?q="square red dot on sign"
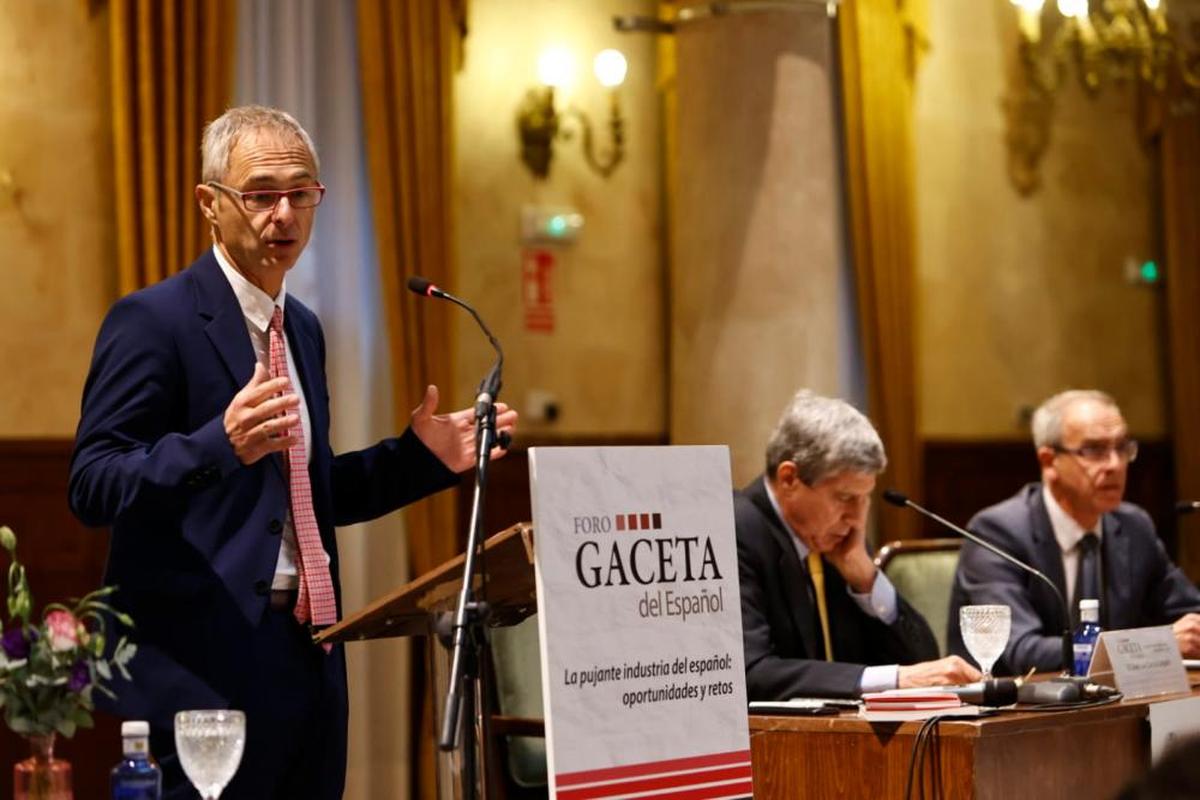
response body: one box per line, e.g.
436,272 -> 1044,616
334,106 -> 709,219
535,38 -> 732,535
628,514 -> 639,530
640,513 -> 651,529
652,513 -> 662,530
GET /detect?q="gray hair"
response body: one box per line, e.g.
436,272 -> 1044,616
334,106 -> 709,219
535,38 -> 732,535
1031,389 -> 1120,448
765,390 -> 887,485
200,105 -> 319,183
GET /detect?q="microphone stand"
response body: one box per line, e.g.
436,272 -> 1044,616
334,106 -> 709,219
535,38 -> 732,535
429,291 -> 505,800
883,490 -> 1074,677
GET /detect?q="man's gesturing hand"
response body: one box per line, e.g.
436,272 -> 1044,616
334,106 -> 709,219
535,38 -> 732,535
410,385 -> 519,473
897,656 -> 982,689
1173,613 -> 1200,658
224,363 -> 301,465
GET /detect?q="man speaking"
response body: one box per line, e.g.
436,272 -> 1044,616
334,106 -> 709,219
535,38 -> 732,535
737,390 -> 978,699
69,105 -> 516,799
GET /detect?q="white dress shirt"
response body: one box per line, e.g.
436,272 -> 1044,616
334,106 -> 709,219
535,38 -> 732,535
1042,484 -> 1102,609
763,478 -> 900,692
213,245 -> 328,590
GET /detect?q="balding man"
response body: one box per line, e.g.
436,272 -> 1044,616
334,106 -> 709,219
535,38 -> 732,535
948,390 -> 1200,675
69,105 -> 517,798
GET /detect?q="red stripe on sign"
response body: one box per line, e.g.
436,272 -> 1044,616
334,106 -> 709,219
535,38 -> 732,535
556,765 -> 752,800
623,781 -> 753,800
556,750 -> 752,786
640,512 -> 650,529
615,515 -> 625,531
652,512 -> 662,530
628,513 -> 639,530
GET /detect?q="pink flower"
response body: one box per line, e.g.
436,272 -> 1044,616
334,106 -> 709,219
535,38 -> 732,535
44,610 -> 79,652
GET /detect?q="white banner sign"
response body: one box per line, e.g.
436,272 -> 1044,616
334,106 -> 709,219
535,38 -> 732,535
1088,625 -> 1190,700
530,446 -> 752,799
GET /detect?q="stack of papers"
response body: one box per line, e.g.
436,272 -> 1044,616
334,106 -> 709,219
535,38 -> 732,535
862,689 -> 963,712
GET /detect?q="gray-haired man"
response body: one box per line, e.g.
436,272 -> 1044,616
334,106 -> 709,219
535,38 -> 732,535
737,390 -> 979,700
948,390 -> 1200,675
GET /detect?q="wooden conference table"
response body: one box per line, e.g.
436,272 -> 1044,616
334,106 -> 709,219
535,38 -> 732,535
749,681 -> 1200,799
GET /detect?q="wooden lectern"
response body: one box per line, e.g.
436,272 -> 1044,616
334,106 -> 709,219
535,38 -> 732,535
315,523 -> 541,799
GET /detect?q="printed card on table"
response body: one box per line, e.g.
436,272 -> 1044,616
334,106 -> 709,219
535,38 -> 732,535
529,446 -> 752,799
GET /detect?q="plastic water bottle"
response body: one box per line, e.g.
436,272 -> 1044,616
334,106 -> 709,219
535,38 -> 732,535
1072,598 -> 1103,677
111,720 -> 162,800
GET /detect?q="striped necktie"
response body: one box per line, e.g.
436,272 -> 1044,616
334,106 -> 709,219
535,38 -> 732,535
269,307 -> 336,647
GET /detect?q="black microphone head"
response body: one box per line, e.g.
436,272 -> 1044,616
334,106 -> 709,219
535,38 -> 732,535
407,276 -> 437,296
882,489 -> 909,508
1176,500 -> 1199,515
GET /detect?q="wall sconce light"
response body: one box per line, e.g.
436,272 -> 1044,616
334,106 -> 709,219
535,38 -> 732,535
516,47 -> 627,179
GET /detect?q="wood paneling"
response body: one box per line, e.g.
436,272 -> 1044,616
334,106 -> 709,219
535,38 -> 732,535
922,439 -> 1179,561
0,439 -> 117,800
750,688 -> 1159,799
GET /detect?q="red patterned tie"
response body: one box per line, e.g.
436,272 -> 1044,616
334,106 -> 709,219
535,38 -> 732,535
269,307 -> 337,646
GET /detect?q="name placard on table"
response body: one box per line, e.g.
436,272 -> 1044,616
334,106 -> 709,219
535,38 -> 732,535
1088,625 -> 1190,700
530,446 -> 752,799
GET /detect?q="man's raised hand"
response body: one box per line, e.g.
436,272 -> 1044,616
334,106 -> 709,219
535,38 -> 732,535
224,363 -> 300,464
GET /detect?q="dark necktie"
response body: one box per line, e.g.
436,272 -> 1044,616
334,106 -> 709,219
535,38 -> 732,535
1073,532 -> 1101,625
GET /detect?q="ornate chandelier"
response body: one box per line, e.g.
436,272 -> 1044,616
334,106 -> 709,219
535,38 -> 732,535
1010,0 -> 1200,93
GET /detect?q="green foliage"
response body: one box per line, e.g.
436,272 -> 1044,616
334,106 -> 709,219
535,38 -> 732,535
0,526 -> 137,738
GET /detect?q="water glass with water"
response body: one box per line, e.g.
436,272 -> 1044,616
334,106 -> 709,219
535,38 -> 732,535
960,604 -> 1011,679
173,709 -> 246,800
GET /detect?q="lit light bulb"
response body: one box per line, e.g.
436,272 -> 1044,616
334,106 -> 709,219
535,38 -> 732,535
537,46 -> 575,89
1057,0 -> 1089,17
1010,0 -> 1045,10
593,49 -> 628,88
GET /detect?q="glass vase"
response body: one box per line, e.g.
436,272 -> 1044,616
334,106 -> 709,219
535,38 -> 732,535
12,733 -> 73,800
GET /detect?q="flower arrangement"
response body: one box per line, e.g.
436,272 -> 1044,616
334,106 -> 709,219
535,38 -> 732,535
0,525 -> 136,738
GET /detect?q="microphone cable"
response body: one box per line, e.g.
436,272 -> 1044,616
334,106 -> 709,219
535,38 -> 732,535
905,714 -> 950,800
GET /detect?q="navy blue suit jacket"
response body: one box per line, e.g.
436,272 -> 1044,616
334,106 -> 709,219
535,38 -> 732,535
736,478 -> 939,699
69,250 -> 457,729
947,483 -> 1200,674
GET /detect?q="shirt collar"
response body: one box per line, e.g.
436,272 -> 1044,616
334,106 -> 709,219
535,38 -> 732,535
764,476 -> 810,561
212,244 -> 287,332
1042,483 -> 1101,554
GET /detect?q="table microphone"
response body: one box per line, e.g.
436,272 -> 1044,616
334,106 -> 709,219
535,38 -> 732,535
1176,500 -> 1200,514
882,489 -> 1074,676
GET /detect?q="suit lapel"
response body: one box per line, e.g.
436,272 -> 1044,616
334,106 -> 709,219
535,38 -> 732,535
1101,512 -> 1128,629
746,479 -> 823,659
1029,487 -> 1069,629
191,252 -> 284,481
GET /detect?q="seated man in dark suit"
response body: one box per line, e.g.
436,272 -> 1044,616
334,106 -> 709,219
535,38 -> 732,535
948,389 -> 1200,675
737,389 -> 980,700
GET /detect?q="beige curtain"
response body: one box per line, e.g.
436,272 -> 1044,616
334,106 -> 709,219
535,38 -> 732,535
838,0 -> 925,539
356,2 -> 465,796
109,0 -> 235,294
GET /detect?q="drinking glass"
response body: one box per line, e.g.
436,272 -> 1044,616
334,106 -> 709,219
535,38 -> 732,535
174,709 -> 246,800
959,604 -> 1011,679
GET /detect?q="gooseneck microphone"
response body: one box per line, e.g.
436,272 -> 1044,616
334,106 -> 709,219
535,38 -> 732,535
1176,500 -> 1200,515
882,489 -> 1074,676
406,276 -> 505,425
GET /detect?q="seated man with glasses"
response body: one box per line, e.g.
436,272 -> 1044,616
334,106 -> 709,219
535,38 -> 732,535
948,390 -> 1200,674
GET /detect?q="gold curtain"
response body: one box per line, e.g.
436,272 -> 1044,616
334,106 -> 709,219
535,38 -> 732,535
356,1 -> 465,796
1156,85 -> 1200,580
838,0 -> 924,539
109,0 -> 235,294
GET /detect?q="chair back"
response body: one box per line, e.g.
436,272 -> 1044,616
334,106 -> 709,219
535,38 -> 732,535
874,538 -> 962,656
490,614 -> 547,788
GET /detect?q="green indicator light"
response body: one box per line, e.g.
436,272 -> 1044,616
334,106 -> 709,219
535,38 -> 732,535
1141,261 -> 1159,283
547,215 -> 568,237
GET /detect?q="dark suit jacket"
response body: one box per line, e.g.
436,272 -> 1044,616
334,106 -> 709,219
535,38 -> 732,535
68,250 -> 457,729
736,477 -> 939,699
948,483 -> 1200,675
